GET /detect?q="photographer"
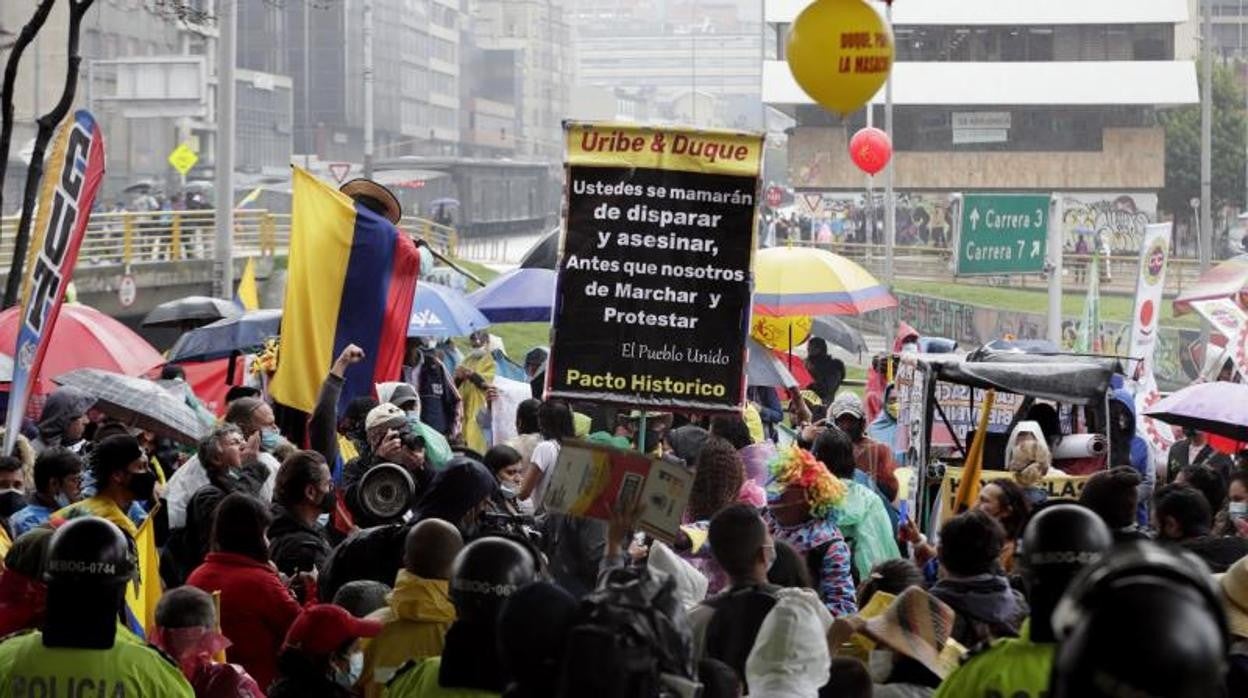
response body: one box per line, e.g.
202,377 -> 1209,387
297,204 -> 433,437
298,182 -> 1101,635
342,404 -> 430,528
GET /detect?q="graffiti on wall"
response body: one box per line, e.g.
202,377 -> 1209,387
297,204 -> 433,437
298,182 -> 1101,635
1061,193 -> 1157,254
808,192 -> 956,246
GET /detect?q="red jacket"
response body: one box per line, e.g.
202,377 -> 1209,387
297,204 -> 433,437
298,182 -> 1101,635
187,552 -> 302,691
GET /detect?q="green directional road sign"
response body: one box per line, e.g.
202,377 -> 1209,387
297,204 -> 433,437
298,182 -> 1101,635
957,193 -> 1050,276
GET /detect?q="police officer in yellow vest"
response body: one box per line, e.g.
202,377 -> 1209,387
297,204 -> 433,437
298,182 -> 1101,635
0,517 -> 193,697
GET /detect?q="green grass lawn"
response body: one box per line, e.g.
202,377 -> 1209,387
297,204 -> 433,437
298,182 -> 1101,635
449,259 -> 552,359
894,279 -> 1201,330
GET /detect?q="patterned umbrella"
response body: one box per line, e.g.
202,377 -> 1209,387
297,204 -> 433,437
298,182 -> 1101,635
53,368 -> 208,444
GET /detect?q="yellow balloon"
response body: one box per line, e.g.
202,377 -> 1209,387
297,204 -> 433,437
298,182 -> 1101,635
786,0 -> 894,115
752,315 -> 813,351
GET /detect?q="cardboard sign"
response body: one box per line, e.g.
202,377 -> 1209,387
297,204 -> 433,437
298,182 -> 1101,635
542,439 -> 693,542
546,122 -> 763,411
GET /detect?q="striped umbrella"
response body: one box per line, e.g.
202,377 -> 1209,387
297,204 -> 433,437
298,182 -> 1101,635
53,368 -> 208,444
753,247 -> 896,316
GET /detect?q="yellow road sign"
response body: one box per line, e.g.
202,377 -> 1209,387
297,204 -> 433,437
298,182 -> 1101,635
167,143 -> 199,176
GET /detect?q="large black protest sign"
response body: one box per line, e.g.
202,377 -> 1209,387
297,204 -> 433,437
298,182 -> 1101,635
546,123 -> 763,411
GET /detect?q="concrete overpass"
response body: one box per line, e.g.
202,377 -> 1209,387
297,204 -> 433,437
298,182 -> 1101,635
0,210 -> 456,349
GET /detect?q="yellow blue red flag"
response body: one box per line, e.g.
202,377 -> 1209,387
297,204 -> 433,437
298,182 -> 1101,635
235,257 -> 259,310
270,168 -> 420,413
124,511 -> 162,638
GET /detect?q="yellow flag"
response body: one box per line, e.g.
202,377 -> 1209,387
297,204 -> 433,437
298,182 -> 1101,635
124,509 -> 162,636
237,257 -> 259,311
212,591 -> 227,663
953,390 -> 996,514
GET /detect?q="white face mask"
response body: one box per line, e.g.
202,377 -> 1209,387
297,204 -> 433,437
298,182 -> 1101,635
333,651 -> 364,688
868,649 -> 894,683
1231,501 -> 1248,519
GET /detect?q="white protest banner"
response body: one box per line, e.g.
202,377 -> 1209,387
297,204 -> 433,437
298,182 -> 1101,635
1126,223 -> 1174,455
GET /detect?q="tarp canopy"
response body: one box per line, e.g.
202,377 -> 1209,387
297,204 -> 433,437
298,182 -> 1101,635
965,347 -> 1127,374
916,354 -> 1115,406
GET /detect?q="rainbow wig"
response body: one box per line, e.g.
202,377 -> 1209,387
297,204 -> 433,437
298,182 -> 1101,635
766,445 -> 847,519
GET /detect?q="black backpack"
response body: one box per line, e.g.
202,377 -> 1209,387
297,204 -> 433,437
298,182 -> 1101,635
703,584 -> 781,690
555,566 -> 697,698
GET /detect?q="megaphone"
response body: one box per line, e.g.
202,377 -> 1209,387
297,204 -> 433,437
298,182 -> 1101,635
357,463 -> 415,523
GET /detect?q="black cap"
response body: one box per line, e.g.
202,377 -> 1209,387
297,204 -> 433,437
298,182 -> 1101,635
450,537 -> 536,623
45,517 -> 136,586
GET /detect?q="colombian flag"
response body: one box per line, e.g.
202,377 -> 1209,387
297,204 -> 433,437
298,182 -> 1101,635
270,168 -> 420,413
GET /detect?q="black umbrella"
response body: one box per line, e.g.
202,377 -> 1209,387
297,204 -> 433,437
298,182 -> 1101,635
142,295 -> 242,328
168,309 -> 282,362
519,228 -> 560,269
810,316 -> 867,354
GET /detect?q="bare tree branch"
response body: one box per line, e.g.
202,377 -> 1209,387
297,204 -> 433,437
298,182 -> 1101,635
0,0 -> 58,227
3,0 -> 99,308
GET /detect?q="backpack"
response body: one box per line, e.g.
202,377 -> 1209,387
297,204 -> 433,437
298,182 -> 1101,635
555,566 -> 696,698
703,584 -> 780,690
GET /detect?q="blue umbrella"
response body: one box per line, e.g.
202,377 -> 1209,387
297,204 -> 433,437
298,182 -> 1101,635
168,309 -> 283,362
467,268 -> 556,322
408,282 -> 491,338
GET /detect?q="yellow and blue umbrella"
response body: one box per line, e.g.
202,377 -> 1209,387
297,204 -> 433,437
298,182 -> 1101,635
753,247 -> 896,316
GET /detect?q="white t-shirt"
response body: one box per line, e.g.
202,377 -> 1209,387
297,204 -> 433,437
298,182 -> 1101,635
528,439 -> 560,512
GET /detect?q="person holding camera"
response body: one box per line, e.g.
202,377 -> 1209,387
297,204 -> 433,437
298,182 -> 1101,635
342,404 -> 430,529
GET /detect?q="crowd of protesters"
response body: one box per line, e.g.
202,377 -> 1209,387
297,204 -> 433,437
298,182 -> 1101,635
0,328 -> 1240,698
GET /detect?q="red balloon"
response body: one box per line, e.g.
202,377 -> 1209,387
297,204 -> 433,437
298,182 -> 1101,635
849,127 -> 892,175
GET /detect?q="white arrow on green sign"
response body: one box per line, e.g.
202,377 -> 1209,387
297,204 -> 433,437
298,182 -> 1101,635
957,193 -> 1050,276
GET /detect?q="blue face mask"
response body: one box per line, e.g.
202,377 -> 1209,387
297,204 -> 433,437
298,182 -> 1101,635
260,428 -> 281,452
53,493 -> 71,508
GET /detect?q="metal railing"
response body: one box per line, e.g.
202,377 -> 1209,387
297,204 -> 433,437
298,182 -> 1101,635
778,240 -> 1210,297
0,210 -> 458,269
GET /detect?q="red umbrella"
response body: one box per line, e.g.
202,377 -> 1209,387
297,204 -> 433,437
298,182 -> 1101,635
0,304 -> 165,395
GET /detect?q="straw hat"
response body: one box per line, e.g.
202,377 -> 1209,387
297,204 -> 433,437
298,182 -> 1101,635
340,178 -> 402,224
1218,557 -> 1248,639
861,586 -> 966,680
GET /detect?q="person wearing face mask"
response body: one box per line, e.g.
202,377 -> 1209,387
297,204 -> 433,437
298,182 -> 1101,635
52,435 -> 158,539
866,385 -> 904,465
1216,470 -> 1248,538
269,603 -> 383,698
152,586 -> 265,698
31,387 -> 95,454
763,447 -> 857,618
361,519 -> 464,698
343,404 -> 432,528
687,504 -> 781,688
830,393 -> 899,502
483,445 -> 526,516
9,449 -> 82,536
165,396 -> 283,530
269,451 -> 337,577
0,456 -> 28,528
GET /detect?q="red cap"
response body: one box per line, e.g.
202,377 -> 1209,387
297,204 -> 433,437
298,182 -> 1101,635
283,604 -> 383,656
